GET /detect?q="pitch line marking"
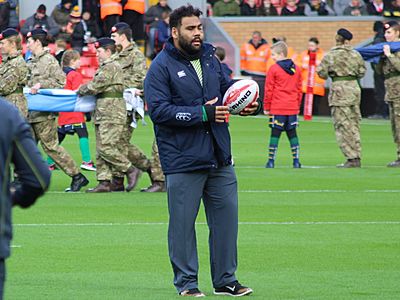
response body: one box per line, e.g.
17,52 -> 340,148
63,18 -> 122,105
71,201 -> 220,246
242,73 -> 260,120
14,221 -> 400,227
46,189 -> 400,194
239,189 -> 400,193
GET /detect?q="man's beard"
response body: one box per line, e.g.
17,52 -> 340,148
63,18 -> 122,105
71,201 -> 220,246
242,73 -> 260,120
178,35 -> 203,56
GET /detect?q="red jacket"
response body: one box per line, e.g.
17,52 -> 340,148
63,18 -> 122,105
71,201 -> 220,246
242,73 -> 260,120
263,60 -> 302,115
58,68 -> 85,126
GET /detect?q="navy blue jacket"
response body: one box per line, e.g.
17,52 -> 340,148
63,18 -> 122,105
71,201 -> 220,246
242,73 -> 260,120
144,39 -> 234,174
0,99 -> 51,258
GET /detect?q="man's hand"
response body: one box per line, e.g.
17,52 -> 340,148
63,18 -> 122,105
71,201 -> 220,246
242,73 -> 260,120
30,83 -> 41,94
204,97 -> 230,123
239,101 -> 259,116
263,110 -> 269,115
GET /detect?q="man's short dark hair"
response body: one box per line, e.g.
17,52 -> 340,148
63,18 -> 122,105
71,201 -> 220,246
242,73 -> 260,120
31,35 -> 49,47
169,4 -> 202,29
117,27 -> 132,41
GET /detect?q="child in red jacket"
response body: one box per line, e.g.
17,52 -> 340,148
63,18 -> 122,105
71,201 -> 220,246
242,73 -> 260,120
263,41 -> 302,168
48,50 -> 96,171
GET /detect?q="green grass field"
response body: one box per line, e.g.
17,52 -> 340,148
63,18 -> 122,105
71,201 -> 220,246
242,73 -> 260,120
6,115 -> 400,299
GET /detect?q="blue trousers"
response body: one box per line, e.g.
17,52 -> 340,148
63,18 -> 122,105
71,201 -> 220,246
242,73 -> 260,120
166,165 -> 238,292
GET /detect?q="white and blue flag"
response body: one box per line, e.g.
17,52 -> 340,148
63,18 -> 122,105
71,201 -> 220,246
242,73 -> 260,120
26,89 -> 96,112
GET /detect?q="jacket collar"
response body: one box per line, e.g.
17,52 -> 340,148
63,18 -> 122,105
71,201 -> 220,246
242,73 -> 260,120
3,50 -> 22,62
332,45 -> 353,51
118,42 -> 136,57
164,37 -> 215,61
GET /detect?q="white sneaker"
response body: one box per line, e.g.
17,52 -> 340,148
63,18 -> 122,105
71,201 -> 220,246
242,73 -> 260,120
80,161 -> 96,171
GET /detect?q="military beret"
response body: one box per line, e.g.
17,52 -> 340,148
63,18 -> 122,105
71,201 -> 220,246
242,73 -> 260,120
27,28 -> 47,39
384,20 -> 399,31
0,28 -> 19,41
94,37 -> 115,49
110,22 -> 130,34
337,28 -> 353,41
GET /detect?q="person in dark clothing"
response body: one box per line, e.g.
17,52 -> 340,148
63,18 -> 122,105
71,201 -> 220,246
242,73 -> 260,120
366,0 -> 386,15
281,0 -> 305,15
0,98 -> 51,298
240,0 -> 258,15
0,0 -> 10,32
144,4 -> 258,298
369,21 -> 389,119
154,11 -> 170,55
144,0 -> 172,56
257,0 -> 279,15
383,0 -> 400,17
215,46 -> 233,78
20,4 -> 60,38
82,10 -> 102,38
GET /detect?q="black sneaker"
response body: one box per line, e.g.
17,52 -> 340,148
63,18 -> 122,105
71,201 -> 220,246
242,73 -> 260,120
214,281 -> 253,297
69,173 -> 89,192
179,288 -> 205,297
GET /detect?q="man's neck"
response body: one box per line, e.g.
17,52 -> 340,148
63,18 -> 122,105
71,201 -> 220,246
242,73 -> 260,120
121,40 -> 130,50
32,48 -> 44,57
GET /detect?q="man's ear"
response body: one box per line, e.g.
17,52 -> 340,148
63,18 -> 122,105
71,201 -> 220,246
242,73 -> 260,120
171,27 -> 178,39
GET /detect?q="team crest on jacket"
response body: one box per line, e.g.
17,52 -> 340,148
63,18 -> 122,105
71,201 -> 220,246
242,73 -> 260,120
177,70 -> 186,78
176,112 -> 191,121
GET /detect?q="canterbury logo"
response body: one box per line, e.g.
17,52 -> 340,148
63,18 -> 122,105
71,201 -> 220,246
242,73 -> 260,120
176,112 -> 191,121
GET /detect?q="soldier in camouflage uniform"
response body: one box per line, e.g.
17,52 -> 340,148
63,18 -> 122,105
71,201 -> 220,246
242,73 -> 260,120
377,21 -> 400,167
78,37 -> 139,193
26,28 -> 89,191
317,28 -> 366,168
0,29 -> 29,117
111,22 -> 166,192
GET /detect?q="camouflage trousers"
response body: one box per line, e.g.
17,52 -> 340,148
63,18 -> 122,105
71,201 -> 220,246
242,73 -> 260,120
388,101 -> 400,159
6,94 -> 28,118
31,119 -> 79,177
95,123 -> 132,181
113,114 -> 164,182
331,105 -> 362,160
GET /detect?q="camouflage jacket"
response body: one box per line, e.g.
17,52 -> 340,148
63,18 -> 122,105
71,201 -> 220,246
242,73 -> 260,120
115,42 -> 147,89
377,50 -> 400,102
27,49 -> 66,123
0,51 -> 29,116
78,55 -> 126,125
317,45 -> 366,106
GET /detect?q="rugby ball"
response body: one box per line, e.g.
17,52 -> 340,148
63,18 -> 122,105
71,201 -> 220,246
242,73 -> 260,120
223,79 -> 259,115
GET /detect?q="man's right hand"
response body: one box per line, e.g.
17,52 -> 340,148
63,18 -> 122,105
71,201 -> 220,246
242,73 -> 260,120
204,97 -> 229,123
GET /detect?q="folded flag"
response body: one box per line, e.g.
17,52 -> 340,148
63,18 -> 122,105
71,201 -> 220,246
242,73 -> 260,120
26,89 -> 96,112
124,88 -> 146,128
356,41 -> 400,64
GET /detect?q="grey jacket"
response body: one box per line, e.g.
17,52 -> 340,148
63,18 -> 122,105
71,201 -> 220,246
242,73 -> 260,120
20,14 -> 60,37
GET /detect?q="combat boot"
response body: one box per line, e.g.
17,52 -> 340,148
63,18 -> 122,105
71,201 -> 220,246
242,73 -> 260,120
125,166 -> 142,192
86,181 -> 112,193
141,181 -> 166,192
69,173 -> 89,192
111,177 -> 125,192
387,159 -> 400,167
337,158 -> 361,168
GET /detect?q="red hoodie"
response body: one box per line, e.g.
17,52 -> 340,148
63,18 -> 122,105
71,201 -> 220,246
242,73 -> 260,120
58,68 -> 85,126
263,59 -> 302,115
